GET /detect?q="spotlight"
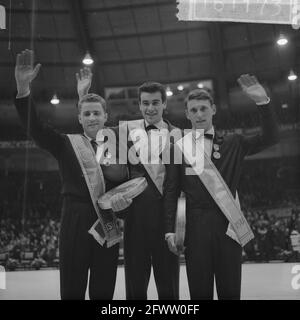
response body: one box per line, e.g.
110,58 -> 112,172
277,34 -> 288,46
82,52 -> 94,65
51,94 -> 60,105
177,84 -> 184,91
288,70 -> 297,81
197,83 -> 204,88
166,87 -> 173,97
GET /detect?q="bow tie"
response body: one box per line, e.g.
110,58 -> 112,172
204,133 -> 214,140
145,124 -> 158,132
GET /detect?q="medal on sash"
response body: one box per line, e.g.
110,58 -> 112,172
103,150 -> 112,166
213,144 -> 220,151
212,144 -> 221,159
213,151 -> 221,159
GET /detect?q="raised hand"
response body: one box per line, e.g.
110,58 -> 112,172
238,74 -> 270,104
76,67 -> 93,100
15,49 -> 41,95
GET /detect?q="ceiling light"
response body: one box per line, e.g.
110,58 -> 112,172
82,52 -> 94,65
166,87 -> 173,97
197,83 -> 204,88
177,84 -> 184,91
288,70 -> 297,81
277,34 -> 288,46
50,94 -> 60,105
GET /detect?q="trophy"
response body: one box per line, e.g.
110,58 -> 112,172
98,177 -> 148,210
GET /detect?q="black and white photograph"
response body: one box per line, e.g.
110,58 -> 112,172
0,0 -> 300,304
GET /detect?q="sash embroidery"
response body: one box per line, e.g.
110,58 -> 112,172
177,133 -> 254,247
67,134 -> 122,248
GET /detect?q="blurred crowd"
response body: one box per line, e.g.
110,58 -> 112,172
239,157 -> 300,208
0,171 -> 61,220
0,171 -> 61,270
0,217 -> 59,270
0,156 -> 300,270
243,209 -> 300,262
1,208 -> 299,270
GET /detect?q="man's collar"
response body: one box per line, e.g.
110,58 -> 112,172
205,126 -> 215,136
84,130 -> 106,142
194,126 -> 215,139
83,133 -> 93,141
144,119 -> 168,130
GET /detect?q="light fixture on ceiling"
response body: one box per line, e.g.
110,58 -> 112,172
50,94 -> 60,105
166,87 -> 173,97
288,70 -> 297,81
277,34 -> 288,46
82,52 -> 94,65
177,84 -> 184,91
197,82 -> 204,88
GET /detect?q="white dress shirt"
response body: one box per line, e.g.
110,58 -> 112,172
194,126 -> 215,157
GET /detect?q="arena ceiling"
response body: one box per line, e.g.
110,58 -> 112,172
0,0 -> 299,134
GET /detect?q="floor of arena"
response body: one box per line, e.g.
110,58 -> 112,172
0,262 -> 299,300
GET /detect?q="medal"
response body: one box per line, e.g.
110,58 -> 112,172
213,144 -> 220,151
103,159 -> 110,166
213,151 -> 221,159
103,151 -> 112,166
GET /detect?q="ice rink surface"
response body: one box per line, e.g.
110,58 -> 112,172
0,263 -> 299,300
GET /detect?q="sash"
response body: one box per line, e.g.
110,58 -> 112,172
68,134 -> 122,248
177,133 -> 254,247
127,120 -> 166,195
226,192 -> 241,244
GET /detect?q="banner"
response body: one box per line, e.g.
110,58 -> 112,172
0,141 -> 36,149
177,0 -> 300,29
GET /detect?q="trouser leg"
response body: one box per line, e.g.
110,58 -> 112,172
89,242 -> 119,300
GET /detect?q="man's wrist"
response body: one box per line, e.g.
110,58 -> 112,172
78,89 -> 89,100
16,88 -> 30,99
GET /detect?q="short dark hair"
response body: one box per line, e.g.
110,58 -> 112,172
78,93 -> 107,113
138,81 -> 167,104
185,88 -> 214,108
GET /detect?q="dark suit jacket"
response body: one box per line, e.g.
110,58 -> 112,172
163,103 -> 280,234
14,95 -> 126,202
124,120 -> 178,231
